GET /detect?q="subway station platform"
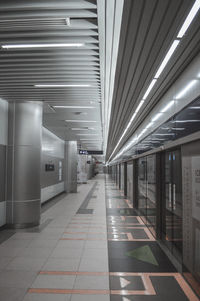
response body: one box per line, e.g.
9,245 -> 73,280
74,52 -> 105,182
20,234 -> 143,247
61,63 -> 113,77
0,175 -> 198,301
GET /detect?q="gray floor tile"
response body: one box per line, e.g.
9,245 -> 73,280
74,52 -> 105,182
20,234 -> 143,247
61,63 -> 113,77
0,270 -> 37,288
56,240 -> 85,249
20,247 -> 53,258
0,287 -> 27,301
28,239 -> 58,249
50,247 -> 83,259
6,257 -> 47,271
31,274 -> 76,289
0,257 -> 12,269
81,248 -> 108,259
0,247 -> 24,257
74,275 -> 109,289
78,258 -> 109,272
42,258 -> 80,271
23,293 -> 70,301
84,240 -> 107,249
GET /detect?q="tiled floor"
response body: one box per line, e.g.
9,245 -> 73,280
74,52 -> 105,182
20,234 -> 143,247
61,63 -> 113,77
0,175 -> 199,301
105,177 -> 199,301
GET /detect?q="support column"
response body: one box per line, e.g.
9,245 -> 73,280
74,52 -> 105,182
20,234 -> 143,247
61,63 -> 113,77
7,101 -> 43,228
65,141 -> 77,193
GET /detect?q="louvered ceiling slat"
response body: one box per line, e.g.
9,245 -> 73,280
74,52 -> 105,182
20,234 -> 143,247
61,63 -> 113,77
106,0 -> 200,159
0,0 -> 103,149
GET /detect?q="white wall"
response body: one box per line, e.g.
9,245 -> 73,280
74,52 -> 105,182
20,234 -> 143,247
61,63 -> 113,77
41,127 -> 65,204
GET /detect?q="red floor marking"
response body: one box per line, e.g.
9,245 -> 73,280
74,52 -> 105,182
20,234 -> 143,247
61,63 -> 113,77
124,199 -> 133,208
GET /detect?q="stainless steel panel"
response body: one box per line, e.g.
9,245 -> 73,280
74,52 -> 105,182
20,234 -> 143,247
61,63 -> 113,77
0,145 -> 6,202
8,102 -> 42,146
6,199 -> 40,227
7,101 -> 42,227
7,146 -> 41,200
0,99 -> 8,146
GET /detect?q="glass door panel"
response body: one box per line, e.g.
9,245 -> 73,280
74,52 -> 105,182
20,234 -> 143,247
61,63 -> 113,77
171,150 -> 182,260
163,152 -> 173,252
138,157 -> 147,219
162,149 -> 182,261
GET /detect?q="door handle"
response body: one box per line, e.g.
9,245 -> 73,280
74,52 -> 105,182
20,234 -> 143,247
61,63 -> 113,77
173,184 -> 176,210
169,183 -> 172,208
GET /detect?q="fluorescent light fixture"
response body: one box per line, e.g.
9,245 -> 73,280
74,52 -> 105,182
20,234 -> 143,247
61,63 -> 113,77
177,0 -> 200,38
175,80 -> 197,99
1,43 -> 84,49
35,84 -> 91,88
53,106 -> 95,109
135,101 -> 144,113
160,100 -> 174,112
153,133 -> 175,136
154,40 -> 180,79
152,112 -> 163,122
145,122 -> 153,129
151,138 -> 165,141
143,79 -> 157,99
65,120 -> 97,123
174,120 -> 200,123
189,106 -> 200,109
138,128 -> 147,137
171,127 -> 185,130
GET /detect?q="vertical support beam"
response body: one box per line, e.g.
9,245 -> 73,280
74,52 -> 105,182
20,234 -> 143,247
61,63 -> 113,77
7,101 -> 42,228
133,159 -> 138,209
156,153 -> 162,239
124,162 -> 127,196
65,141 -> 77,193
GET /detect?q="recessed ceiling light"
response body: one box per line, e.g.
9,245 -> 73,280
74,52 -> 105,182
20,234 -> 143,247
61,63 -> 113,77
35,84 -> 91,88
154,40 -> 180,79
1,43 -> 84,49
175,80 -> 197,99
142,79 -> 157,99
177,0 -> 200,38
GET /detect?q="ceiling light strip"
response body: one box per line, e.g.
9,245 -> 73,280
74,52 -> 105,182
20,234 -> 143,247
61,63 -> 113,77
35,84 -> 92,88
1,43 -> 84,49
108,0 -> 200,163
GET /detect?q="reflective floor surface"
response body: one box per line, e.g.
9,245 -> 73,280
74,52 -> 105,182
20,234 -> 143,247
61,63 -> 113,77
0,174 -> 198,301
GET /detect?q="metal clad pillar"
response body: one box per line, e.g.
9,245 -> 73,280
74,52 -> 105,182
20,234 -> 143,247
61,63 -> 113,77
7,101 -> 43,228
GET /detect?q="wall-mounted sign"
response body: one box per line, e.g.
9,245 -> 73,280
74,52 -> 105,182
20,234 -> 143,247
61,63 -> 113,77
79,150 -> 88,155
45,164 -> 55,171
87,150 -> 103,155
79,150 -> 103,155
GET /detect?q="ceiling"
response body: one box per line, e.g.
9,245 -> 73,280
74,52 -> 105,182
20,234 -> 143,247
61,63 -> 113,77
1,1 -> 199,157
106,0 -> 200,161
0,0 -> 107,151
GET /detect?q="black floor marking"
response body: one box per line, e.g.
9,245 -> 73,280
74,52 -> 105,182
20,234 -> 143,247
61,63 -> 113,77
76,182 -> 97,214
